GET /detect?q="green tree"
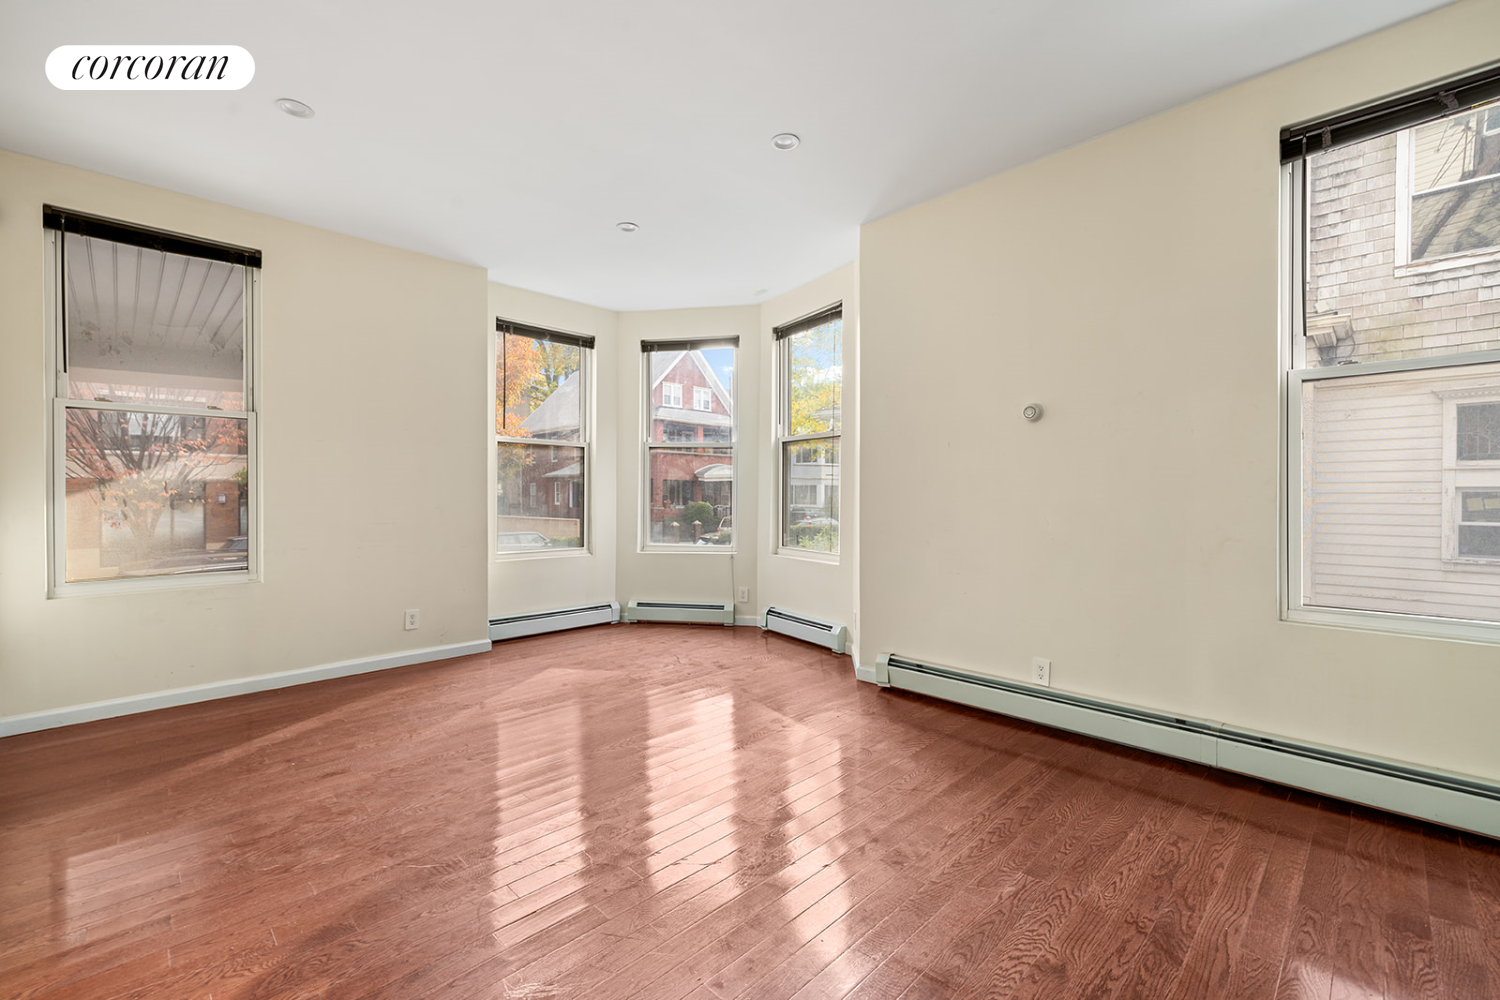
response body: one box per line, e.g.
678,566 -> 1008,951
787,319 -> 842,436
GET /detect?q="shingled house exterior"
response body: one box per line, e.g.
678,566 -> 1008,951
1298,104 -> 1500,623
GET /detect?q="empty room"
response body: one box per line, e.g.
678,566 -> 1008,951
4,1 -> 1500,998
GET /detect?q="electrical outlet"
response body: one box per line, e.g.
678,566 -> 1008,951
736,587 -> 748,603
1032,657 -> 1051,687
404,609 -> 420,630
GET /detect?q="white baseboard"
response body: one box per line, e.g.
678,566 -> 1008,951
0,639 -> 493,738
734,615 -> 760,627
854,660 -> 878,683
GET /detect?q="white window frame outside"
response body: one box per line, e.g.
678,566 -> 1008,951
775,305 -> 842,560
1439,389 -> 1500,562
1394,116 -> 1500,275
662,383 -> 682,408
1281,156 -> 1500,643
693,386 -> 711,411
46,222 -> 260,597
641,343 -> 736,553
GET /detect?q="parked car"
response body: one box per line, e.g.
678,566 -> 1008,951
697,515 -> 732,545
498,531 -> 550,550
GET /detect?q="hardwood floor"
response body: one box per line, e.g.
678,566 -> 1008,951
3,624 -> 1498,999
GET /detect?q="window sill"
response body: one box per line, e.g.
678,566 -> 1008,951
51,570 -> 256,599
1394,247 -> 1500,278
1283,604 -> 1500,645
494,547 -> 592,561
639,545 -> 736,555
774,547 -> 840,565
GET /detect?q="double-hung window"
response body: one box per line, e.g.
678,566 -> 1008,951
643,337 -> 736,548
496,319 -> 592,553
775,304 -> 842,555
1282,65 -> 1500,639
46,207 -> 259,591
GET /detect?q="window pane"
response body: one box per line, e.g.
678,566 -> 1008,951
1304,130 -> 1500,367
647,447 -> 731,545
64,234 -> 245,408
63,408 -> 248,582
1410,110 -> 1500,262
787,318 -> 842,435
782,439 -> 840,553
1300,363 -> 1500,620
497,333 -> 581,441
1457,402 -> 1500,460
649,349 -> 732,443
497,442 -> 583,550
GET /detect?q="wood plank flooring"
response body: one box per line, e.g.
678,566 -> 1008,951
3,624 -> 1499,999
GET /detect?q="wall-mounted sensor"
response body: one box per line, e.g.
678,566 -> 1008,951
1022,403 -> 1044,422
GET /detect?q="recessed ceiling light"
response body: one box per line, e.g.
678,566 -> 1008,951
771,133 -> 800,150
616,222 -> 639,233
275,98 -> 315,119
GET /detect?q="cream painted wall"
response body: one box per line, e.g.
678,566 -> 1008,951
615,307 -> 760,615
0,149 -> 490,720
757,265 -> 860,659
488,283 -> 619,618
858,0 -> 1500,779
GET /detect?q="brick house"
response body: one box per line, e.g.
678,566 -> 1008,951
646,351 -> 732,542
501,370 -> 585,542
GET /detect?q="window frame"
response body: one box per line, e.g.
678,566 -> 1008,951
1281,142 -> 1500,644
1394,115 -> 1500,275
693,385 -> 711,411
662,382 -> 682,409
45,210 -> 261,597
641,339 -> 737,553
1439,389 -> 1500,563
774,303 -> 842,560
494,318 -> 593,559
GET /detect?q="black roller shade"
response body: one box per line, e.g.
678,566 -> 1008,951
1281,61 -> 1500,163
773,302 -> 842,341
496,318 -> 595,350
43,205 -> 261,268
641,336 -> 739,352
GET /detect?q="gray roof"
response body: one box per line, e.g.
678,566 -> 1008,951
519,370 -> 581,438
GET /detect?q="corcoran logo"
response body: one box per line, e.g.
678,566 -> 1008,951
46,46 -> 254,90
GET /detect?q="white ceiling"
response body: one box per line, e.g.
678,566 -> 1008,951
0,0 -> 1455,311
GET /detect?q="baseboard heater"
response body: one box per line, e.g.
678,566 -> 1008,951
489,602 -> 619,642
878,654 -> 1500,840
626,600 -> 734,626
763,607 -> 848,653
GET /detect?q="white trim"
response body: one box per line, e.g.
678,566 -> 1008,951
0,639 -> 493,738
733,615 -> 760,627
854,661 -> 878,684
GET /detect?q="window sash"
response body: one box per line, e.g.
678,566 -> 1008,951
642,344 -> 735,551
1283,154 -> 1500,640
48,226 -> 259,594
776,308 -> 842,556
495,327 -> 591,555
